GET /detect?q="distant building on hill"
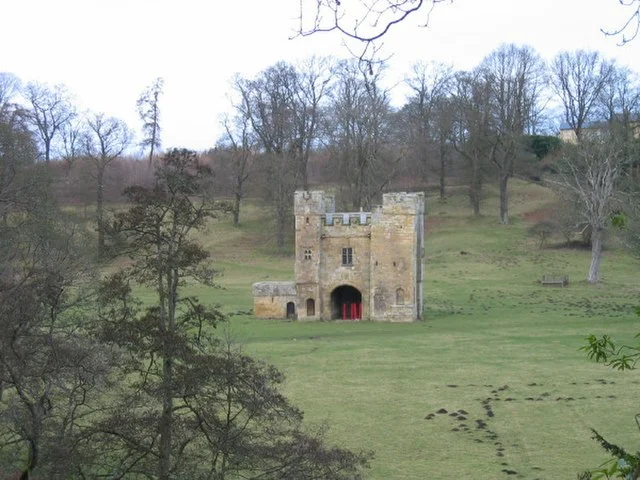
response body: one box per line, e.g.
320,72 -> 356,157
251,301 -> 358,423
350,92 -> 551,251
252,190 -> 425,322
558,116 -> 640,144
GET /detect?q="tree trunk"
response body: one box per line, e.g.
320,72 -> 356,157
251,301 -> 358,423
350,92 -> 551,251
96,165 -> 105,257
587,228 -> 602,284
233,192 -> 241,227
469,160 -> 482,216
157,240 -> 172,480
275,191 -> 287,254
44,140 -> 51,164
20,437 -> 38,480
438,141 -> 446,200
275,212 -> 285,253
499,172 -> 509,225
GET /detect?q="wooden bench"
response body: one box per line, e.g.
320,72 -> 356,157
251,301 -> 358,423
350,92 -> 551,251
541,275 -> 569,287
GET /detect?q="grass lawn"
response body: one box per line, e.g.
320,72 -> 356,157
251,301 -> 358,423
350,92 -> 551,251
154,181 -> 640,479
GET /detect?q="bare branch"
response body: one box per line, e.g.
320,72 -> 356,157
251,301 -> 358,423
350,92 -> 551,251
295,0 -> 451,66
601,0 -> 640,45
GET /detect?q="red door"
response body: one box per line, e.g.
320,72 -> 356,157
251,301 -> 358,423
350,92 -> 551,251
341,302 -> 362,320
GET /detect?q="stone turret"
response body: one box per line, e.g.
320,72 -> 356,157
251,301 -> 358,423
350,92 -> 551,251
370,192 -> 425,321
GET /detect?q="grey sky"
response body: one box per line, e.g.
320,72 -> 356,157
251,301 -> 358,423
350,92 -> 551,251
2,0 -> 638,152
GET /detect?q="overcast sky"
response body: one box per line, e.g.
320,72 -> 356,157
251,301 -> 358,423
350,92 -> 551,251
2,0 -> 639,153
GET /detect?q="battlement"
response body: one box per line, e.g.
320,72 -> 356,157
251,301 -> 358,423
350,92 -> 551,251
381,192 -> 425,215
294,190 -> 335,215
323,212 -> 372,226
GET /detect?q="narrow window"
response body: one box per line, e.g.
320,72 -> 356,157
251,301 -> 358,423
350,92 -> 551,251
396,287 -> 405,305
342,247 -> 353,266
304,248 -> 312,260
306,298 -> 315,316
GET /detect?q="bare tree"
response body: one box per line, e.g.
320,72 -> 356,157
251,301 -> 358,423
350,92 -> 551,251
451,70 -> 492,216
291,56 -> 333,189
233,63 -> 306,252
24,82 -> 76,163
480,44 -> 546,224
402,61 -> 454,188
137,77 -> 164,165
551,50 -> 615,142
326,60 -> 398,209
0,73 -> 21,116
59,116 -> 84,171
432,96 -> 456,199
598,64 -> 640,136
218,112 -> 255,226
0,100 -> 38,223
82,113 -> 131,257
549,137 -> 625,283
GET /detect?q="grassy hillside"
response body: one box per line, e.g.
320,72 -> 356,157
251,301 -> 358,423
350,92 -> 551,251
163,181 -> 639,479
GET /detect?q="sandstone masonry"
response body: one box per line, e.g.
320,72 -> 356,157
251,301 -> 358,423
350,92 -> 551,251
252,190 -> 425,322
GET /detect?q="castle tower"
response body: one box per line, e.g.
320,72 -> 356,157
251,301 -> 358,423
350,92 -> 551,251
369,192 -> 425,321
254,190 -> 424,322
294,191 -> 334,319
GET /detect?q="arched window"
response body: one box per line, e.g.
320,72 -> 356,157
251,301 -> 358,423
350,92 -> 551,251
396,287 -> 405,305
286,302 -> 296,319
306,298 -> 315,316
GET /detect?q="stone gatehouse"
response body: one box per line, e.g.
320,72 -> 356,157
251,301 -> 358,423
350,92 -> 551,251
252,190 -> 425,322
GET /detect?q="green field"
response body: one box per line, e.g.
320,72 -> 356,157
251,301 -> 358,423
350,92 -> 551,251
173,181 -> 639,479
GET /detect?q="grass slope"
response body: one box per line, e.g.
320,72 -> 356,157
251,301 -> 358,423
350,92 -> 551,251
182,181 -> 639,479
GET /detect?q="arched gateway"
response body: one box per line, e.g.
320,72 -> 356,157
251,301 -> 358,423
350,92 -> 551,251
331,285 -> 362,320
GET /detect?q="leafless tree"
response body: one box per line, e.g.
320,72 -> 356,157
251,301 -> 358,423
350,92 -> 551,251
0,73 -> 21,116
234,64 -> 297,252
402,61 -> 454,189
24,82 -> 76,163
551,50 -> 615,142
432,96 -> 456,199
0,99 -> 38,223
233,61 -> 327,251
59,116 -> 84,171
480,44 -> 546,224
290,56 -> 333,189
549,137 -> 625,283
451,70 -> 493,216
137,77 -> 164,165
326,60 -> 398,209
81,113 -> 131,257
218,112 -> 255,226
598,64 -> 640,141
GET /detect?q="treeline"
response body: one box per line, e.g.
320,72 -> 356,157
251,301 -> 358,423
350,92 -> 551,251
3,45 -> 640,253
212,46 -> 639,253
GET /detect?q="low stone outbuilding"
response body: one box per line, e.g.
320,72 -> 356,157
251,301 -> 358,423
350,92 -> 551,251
252,281 -> 298,319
